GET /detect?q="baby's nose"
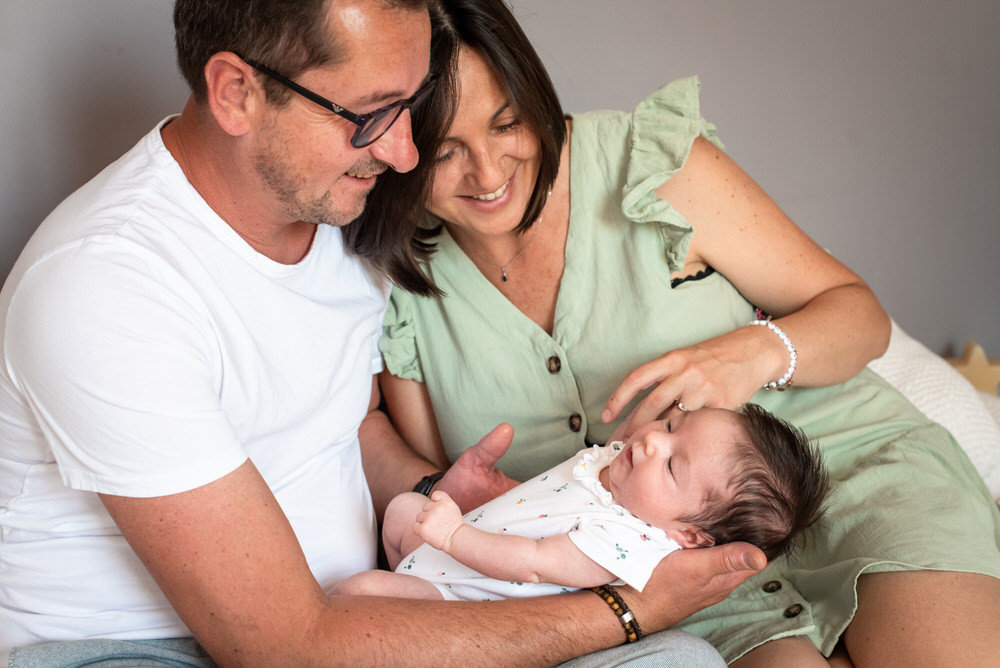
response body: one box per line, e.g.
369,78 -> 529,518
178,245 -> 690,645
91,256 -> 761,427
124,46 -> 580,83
641,433 -> 670,457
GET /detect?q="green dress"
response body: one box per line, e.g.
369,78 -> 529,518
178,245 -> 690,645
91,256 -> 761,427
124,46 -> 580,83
381,77 -> 1000,661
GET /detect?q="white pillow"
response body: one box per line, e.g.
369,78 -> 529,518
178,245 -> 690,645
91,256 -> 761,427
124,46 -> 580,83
867,320 -> 1000,499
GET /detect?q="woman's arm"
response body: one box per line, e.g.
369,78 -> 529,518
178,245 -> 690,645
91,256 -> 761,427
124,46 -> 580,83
415,490 -> 616,588
379,370 -> 450,470
604,136 -> 890,433
672,135 -> 890,379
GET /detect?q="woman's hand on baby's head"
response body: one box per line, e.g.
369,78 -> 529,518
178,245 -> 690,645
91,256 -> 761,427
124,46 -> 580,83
602,335 -> 768,438
414,490 -> 466,552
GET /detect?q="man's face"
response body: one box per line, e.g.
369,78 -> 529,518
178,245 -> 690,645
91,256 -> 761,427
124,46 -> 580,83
253,0 -> 431,228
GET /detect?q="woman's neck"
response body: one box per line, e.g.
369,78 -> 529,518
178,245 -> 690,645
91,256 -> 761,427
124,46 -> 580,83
444,123 -> 572,333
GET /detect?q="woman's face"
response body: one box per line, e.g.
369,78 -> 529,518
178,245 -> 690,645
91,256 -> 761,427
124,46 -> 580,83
425,47 -> 541,237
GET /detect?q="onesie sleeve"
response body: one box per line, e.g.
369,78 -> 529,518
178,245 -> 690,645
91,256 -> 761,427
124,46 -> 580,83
379,289 -> 424,383
568,516 -> 682,592
621,76 -> 725,272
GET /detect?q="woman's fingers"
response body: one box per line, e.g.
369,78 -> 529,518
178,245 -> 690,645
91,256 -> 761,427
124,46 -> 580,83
603,341 -> 759,437
601,358 -> 674,424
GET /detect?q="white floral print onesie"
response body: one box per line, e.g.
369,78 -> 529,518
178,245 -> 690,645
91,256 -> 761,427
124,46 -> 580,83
396,444 -> 682,601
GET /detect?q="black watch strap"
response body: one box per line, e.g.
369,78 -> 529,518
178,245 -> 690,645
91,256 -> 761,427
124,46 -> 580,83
412,471 -> 444,496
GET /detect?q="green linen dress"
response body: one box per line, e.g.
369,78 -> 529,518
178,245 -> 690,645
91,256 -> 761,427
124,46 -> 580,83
380,77 -> 1000,661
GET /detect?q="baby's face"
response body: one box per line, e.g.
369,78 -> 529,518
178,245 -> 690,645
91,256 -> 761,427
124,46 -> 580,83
603,406 -> 741,547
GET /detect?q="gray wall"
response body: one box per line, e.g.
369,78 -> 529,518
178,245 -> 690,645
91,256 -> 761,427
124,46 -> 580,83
2,1 -> 998,355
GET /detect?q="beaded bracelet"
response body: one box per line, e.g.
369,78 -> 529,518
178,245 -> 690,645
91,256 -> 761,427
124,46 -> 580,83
590,585 -> 643,644
748,319 -> 797,390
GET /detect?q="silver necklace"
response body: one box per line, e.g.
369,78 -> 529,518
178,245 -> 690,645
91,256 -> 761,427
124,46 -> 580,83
495,229 -> 535,282
476,186 -> 553,283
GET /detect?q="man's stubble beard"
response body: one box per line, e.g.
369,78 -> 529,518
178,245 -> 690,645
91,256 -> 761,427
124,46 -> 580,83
252,134 -> 387,228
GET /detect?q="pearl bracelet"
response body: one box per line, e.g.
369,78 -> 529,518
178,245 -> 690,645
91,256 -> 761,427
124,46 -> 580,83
749,319 -> 796,390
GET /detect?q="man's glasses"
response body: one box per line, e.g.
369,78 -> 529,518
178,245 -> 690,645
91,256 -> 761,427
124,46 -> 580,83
241,56 -> 437,149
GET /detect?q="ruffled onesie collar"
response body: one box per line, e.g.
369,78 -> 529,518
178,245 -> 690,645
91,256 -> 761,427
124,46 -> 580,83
572,442 -> 627,515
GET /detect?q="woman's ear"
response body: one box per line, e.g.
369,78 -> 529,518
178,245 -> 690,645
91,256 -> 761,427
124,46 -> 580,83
667,526 -> 716,549
203,52 -> 260,137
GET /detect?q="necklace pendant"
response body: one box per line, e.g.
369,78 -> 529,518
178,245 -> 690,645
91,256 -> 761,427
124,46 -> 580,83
501,267 -> 509,282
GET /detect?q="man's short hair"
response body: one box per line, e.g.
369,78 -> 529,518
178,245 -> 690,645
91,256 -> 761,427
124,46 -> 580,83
173,0 -> 429,103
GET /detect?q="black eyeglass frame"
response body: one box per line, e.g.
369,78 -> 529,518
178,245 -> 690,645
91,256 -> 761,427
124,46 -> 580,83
240,56 -> 438,149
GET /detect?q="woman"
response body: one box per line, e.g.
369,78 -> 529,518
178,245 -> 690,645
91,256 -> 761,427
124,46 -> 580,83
375,0 -> 1000,665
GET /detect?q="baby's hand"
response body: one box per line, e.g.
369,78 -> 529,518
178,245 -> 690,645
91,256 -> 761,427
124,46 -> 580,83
414,490 -> 465,553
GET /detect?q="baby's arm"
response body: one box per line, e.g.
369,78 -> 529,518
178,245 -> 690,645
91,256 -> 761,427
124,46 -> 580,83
416,490 -> 615,588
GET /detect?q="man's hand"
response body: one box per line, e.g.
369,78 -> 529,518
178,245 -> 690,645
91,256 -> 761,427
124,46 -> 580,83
413,490 -> 466,552
621,542 -> 766,632
437,423 -> 519,512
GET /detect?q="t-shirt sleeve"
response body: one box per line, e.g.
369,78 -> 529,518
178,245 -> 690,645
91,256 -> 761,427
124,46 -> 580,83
4,241 -> 247,497
621,76 -> 725,272
378,289 -> 424,382
567,515 -> 682,592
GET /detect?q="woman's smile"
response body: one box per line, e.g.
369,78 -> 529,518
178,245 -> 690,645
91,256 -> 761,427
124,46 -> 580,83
427,47 -> 541,236
467,179 -> 509,201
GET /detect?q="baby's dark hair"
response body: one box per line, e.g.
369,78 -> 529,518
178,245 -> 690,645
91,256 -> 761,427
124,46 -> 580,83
680,403 -> 829,561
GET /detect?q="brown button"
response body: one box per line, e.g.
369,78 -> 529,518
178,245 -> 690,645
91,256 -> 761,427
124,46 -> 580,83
783,604 -> 803,618
762,580 -> 782,593
547,356 -> 562,374
568,413 -> 583,432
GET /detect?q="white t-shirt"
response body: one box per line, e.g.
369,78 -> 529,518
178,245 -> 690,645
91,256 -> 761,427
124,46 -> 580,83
0,118 -> 387,651
397,444 -> 682,601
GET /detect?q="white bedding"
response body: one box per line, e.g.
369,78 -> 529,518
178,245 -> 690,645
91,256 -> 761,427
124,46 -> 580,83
867,320 -> 1000,499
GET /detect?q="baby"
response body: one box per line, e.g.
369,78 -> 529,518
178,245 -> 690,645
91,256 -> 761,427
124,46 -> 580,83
337,403 -> 828,601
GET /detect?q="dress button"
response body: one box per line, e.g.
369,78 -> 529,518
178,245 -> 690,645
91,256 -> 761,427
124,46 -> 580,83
568,413 -> 583,432
783,604 -> 804,618
762,580 -> 782,593
547,356 -> 562,374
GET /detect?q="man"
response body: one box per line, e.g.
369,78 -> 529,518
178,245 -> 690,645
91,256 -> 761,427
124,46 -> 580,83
0,1 -> 763,665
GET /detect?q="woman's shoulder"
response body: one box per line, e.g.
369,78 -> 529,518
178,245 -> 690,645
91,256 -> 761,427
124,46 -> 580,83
566,78 -> 726,271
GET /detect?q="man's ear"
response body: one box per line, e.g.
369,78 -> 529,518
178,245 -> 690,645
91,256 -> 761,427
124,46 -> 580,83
667,526 -> 716,549
203,52 -> 261,137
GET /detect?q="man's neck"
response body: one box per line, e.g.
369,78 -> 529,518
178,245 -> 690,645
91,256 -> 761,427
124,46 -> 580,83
161,100 -> 317,264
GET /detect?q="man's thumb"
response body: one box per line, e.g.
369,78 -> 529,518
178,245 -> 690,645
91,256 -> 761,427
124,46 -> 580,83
724,542 -> 766,572
472,423 -> 514,466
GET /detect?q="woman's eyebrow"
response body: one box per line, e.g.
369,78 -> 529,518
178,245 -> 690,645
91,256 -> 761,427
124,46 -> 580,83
489,101 -> 512,124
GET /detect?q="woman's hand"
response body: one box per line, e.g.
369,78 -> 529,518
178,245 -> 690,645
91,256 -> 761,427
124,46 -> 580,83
602,326 -> 785,440
437,423 -> 520,513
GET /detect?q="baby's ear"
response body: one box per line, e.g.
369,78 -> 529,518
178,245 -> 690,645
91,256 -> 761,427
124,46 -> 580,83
667,526 -> 716,549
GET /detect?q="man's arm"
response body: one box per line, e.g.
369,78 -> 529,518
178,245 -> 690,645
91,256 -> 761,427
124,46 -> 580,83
102,459 -> 762,667
414,490 -> 615,588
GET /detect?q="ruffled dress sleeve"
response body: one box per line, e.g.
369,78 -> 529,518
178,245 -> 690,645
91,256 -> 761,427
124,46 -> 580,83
620,76 -> 724,271
378,290 -> 424,383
